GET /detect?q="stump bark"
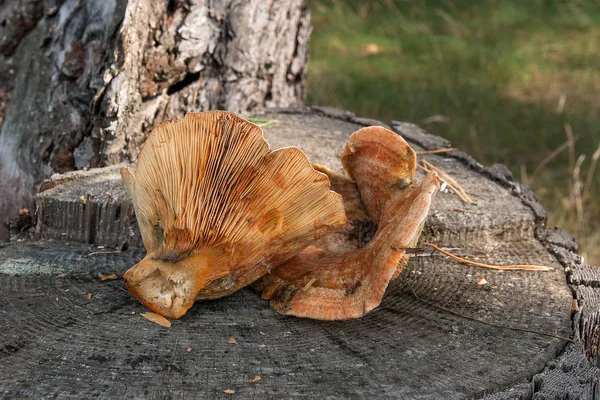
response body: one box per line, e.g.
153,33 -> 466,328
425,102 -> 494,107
1,107 -> 598,399
0,0 -> 310,240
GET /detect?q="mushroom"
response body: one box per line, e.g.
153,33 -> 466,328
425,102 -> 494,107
253,126 -> 440,320
121,111 -> 346,319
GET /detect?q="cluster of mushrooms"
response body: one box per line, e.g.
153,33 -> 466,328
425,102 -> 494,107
121,111 -> 439,320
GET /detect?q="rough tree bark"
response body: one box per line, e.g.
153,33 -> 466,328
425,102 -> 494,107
0,0 -> 311,239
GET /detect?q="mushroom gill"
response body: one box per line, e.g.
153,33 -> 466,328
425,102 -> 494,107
253,126 -> 440,320
121,111 -> 346,319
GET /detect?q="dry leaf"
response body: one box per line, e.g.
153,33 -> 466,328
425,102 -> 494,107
87,292 -> 93,299
98,273 -> 119,281
223,389 -> 235,394
228,337 -> 237,344
141,312 -> 172,328
477,278 -> 488,286
80,195 -> 87,204
57,273 -> 66,278
187,347 -> 192,352
249,375 -> 261,383
364,43 -> 380,55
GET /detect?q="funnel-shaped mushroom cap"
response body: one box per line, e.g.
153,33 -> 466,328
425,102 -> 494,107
121,111 -> 346,319
342,126 -> 417,222
254,126 -> 439,320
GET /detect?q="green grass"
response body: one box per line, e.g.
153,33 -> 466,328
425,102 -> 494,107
307,0 -> 600,264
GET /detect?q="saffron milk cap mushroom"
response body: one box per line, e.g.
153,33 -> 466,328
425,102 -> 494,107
121,111 -> 346,319
254,126 -> 440,320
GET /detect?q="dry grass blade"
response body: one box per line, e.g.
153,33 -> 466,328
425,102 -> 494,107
141,312 -> 172,328
426,243 -> 551,271
565,124 -> 576,170
571,154 -> 586,235
421,160 -> 470,199
520,163 -> 529,186
532,135 -> 580,178
418,160 -> 474,204
565,123 -> 576,196
556,93 -> 566,113
416,148 -> 457,155
583,143 -> 600,203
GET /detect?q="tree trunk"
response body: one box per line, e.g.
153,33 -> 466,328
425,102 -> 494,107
0,0 -> 311,239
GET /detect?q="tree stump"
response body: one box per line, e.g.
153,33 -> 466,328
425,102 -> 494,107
1,107 -> 599,399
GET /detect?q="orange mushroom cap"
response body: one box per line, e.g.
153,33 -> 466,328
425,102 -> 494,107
121,111 -> 346,319
342,126 -> 417,222
254,126 -> 439,320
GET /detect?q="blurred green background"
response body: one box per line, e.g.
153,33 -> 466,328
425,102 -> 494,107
306,0 -> 600,265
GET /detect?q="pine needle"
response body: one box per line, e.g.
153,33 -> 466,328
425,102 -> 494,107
416,148 -> 457,155
425,243 -> 551,271
418,160 -> 474,204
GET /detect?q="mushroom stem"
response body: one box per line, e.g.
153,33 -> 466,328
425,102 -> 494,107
124,251 -> 221,319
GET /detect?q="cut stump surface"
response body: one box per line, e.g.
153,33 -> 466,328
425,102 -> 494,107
1,107 -> 598,399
